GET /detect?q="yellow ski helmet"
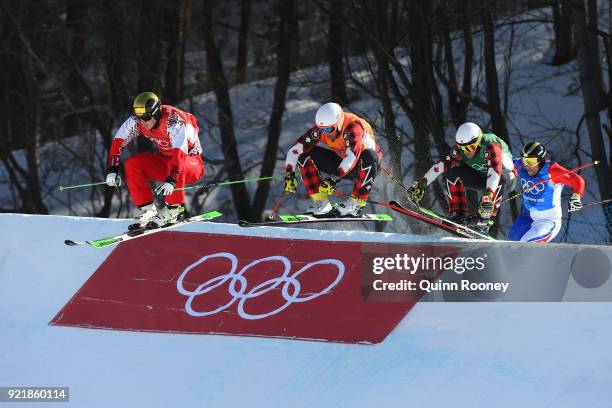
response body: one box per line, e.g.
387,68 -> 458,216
132,92 -> 161,121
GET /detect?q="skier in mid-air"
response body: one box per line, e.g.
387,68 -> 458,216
105,92 -> 204,229
283,102 -> 383,216
406,122 -> 516,234
507,142 -> 585,242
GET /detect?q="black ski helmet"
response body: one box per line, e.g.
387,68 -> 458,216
521,142 -> 547,167
133,92 -> 161,121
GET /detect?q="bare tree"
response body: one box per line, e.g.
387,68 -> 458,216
135,1 -> 165,93
349,0 -> 448,218
0,1 -> 50,214
251,0 -> 297,220
404,0 -> 448,200
202,0 -> 252,219
482,7 -> 510,145
586,0 -> 605,102
164,0 -> 191,104
482,7 -> 519,230
235,0 -> 252,83
571,0 -> 612,237
327,0 -> 349,104
551,0 -> 576,65
348,1 -> 403,177
441,0 -> 474,127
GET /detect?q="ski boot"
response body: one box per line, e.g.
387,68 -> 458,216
146,204 -> 185,229
304,193 -> 333,216
466,214 -> 492,235
333,196 -> 366,217
447,211 -> 467,224
128,203 -> 158,231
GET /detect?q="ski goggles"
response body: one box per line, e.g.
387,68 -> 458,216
317,125 -> 338,134
457,137 -> 481,153
522,156 -> 540,167
135,113 -> 153,121
134,106 -> 153,121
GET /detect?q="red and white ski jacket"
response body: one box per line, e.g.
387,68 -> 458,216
285,112 -> 383,178
107,105 -> 202,181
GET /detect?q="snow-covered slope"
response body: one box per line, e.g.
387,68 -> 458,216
1,214 -> 611,407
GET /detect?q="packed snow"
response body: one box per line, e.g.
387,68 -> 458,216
1,213 -> 611,407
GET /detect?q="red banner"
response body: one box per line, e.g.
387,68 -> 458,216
51,231 -> 416,344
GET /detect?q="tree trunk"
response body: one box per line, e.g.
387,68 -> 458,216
66,0 -> 88,88
235,0 -> 252,83
482,7 -> 517,233
377,60 -> 401,181
133,1 -> 164,154
351,0 -> 443,206
482,8 -> 509,145
455,0 -> 473,126
353,0 -> 403,200
63,0 -> 89,138
136,1 -> 164,93
551,0 -> 576,65
103,0 -> 130,116
407,1 -> 445,175
607,16 -> 612,169
328,0 -> 348,104
99,0 -> 131,216
202,0 -> 252,219
0,4 -> 48,214
22,91 -> 48,214
164,0 -> 190,104
586,0 -> 605,101
572,0 -> 612,236
251,0 -> 296,221
20,61 -> 47,214
443,10 -> 461,127
437,0 -> 473,127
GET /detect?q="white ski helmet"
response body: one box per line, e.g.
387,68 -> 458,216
455,122 -> 483,152
315,102 -> 344,133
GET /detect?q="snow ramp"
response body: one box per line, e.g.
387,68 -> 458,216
1,213 -> 611,407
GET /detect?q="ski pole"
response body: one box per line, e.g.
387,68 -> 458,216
269,194 -> 287,220
501,161 -> 599,204
380,166 -> 410,192
583,198 -> 612,208
58,176 -> 122,191
175,175 -> 282,191
266,193 -> 295,221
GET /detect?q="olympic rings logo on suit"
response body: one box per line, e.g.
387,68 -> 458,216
155,139 -> 172,149
521,178 -> 545,194
176,252 -> 345,320
468,163 -> 488,171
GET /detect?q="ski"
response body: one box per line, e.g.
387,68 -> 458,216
387,201 -> 495,241
65,210 -> 223,248
238,213 -> 392,227
414,205 -> 496,241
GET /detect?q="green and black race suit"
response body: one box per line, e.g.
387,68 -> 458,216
422,133 -> 514,194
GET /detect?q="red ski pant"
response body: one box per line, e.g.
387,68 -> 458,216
124,152 -> 204,207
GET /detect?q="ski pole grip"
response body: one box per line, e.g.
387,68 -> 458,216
57,176 -> 121,192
